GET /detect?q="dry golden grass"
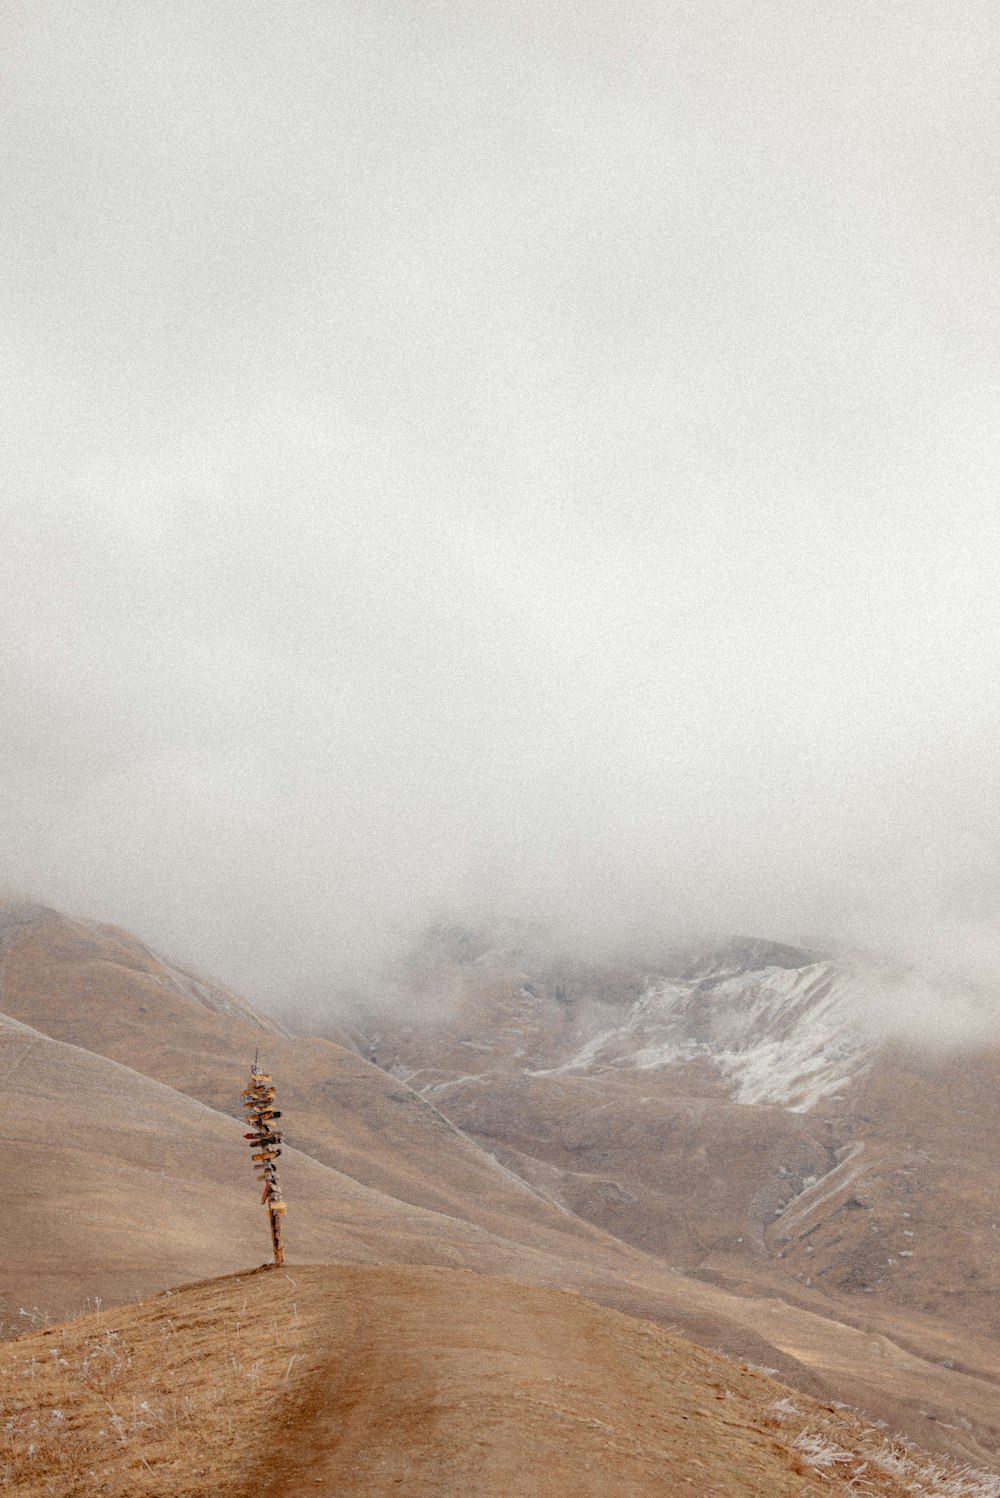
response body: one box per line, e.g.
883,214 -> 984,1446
0,1267 -> 315,1497
2,1263 -> 1000,1497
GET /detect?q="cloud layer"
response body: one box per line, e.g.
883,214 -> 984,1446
3,2 -> 1000,1001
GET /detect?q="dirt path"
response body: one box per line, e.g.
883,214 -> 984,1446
272,1267 -> 879,1497
0,1264 -> 971,1496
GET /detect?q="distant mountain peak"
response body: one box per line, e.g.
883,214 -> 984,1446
665,936 -> 824,984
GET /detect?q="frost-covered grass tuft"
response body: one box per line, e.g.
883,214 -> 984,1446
0,1274 -> 310,1497
769,1397 -> 1000,1497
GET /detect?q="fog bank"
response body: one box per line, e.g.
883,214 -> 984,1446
3,3 -> 1000,1004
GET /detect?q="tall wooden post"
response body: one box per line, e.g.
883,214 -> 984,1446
242,1059 -> 286,1267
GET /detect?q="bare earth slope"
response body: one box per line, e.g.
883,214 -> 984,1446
4,1263 -> 997,1498
0,903 -> 637,1269
7,1008 -> 834,1354
5,1010 -> 679,1328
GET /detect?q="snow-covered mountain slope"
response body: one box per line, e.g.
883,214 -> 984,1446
363,936 -> 878,1115
536,960 -> 873,1113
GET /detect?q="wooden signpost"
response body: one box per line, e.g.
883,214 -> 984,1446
242,1057 -> 286,1267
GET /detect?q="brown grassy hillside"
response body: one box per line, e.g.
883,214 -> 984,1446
5,1263 -> 998,1498
0,904 -> 657,1264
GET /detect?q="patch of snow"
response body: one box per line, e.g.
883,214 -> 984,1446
527,961 -> 873,1111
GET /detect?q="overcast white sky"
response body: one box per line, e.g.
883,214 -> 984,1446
2,2 -> 1000,999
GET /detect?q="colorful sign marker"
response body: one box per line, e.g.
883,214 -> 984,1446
242,1059 -> 286,1266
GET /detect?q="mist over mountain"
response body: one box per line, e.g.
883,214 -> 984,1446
4,2 -> 1000,1014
